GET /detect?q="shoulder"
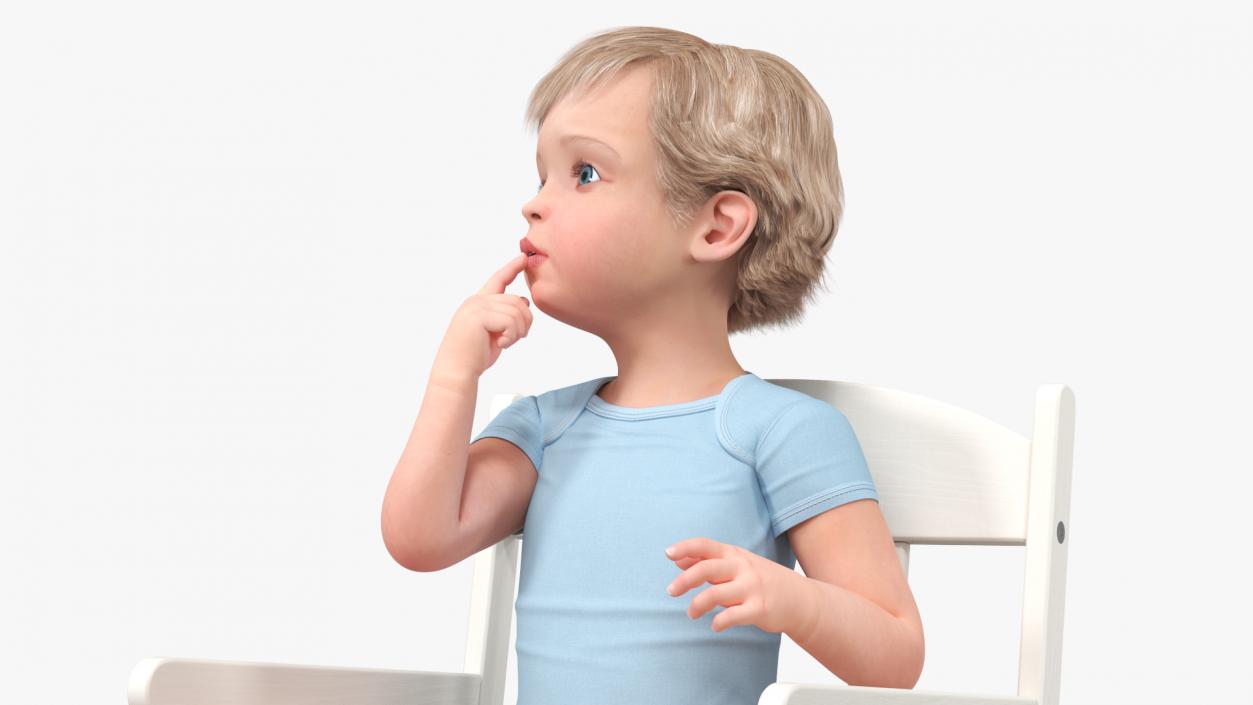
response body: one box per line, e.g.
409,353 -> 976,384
717,374 -> 850,464
530,374 -> 614,445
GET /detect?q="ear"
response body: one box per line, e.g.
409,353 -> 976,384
687,190 -> 757,264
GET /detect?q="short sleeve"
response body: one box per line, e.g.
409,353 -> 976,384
754,397 -> 879,538
471,394 -> 544,473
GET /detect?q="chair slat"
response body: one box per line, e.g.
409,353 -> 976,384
128,657 -> 481,705
770,380 -> 1032,545
758,681 -> 1037,705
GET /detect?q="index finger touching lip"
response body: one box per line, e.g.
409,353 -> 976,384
479,252 -> 530,295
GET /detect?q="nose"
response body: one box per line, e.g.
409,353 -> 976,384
522,194 -> 543,223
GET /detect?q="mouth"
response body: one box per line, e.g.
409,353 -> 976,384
520,236 -> 546,259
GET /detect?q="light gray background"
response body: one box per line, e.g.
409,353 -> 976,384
3,2 -> 1250,703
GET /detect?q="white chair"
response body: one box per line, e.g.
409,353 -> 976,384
128,378 -> 1075,705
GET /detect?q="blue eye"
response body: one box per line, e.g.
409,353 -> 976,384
537,160 -> 601,192
571,161 -> 601,186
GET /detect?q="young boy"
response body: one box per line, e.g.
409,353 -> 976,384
381,26 -> 924,705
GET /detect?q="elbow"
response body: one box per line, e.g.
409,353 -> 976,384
889,608 -> 925,689
894,625 -> 925,689
853,620 -> 924,690
383,533 -> 450,573
380,510 -> 449,573
381,533 -> 421,572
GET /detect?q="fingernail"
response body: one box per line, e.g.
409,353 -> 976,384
665,546 -> 675,557
666,582 -> 677,594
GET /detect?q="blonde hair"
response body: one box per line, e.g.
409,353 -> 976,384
524,26 -> 845,335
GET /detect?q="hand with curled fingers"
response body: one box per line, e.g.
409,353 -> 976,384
431,252 -> 534,382
664,536 -> 817,636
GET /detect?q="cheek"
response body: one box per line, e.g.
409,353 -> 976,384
556,210 -> 642,282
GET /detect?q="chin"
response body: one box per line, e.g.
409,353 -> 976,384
528,286 -> 587,332
526,282 -> 554,315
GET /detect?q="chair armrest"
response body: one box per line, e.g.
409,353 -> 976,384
128,656 -> 482,705
758,682 -> 1038,705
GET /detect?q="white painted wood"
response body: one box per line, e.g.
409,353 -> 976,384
127,656 -> 480,705
1016,385 -> 1075,705
757,682 -> 1037,704
768,379 -> 1033,546
894,541 -> 910,579
128,380 -> 1075,705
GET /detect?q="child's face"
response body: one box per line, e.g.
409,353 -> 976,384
522,65 -> 694,336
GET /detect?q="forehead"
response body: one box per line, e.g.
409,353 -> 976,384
535,66 -> 653,162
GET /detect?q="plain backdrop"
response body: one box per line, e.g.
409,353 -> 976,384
3,1 -> 1250,703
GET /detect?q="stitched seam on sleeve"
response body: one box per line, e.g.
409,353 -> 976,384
753,399 -> 808,465
541,395 -> 570,446
473,429 -> 540,473
770,481 -> 878,529
543,378 -> 606,446
717,380 -> 755,464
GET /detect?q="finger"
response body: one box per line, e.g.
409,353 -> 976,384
506,295 -> 533,330
497,324 -> 521,349
671,556 -> 700,570
479,252 -> 530,296
689,581 -> 746,621
482,308 -> 523,347
665,537 -> 724,561
486,299 -> 530,330
485,301 -> 530,345
668,557 -> 737,597
712,604 -> 752,633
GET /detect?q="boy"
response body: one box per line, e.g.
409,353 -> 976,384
381,25 -> 924,705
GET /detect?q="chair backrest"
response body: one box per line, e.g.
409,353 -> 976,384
462,378 -> 1075,705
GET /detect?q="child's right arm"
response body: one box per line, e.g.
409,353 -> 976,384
380,253 -> 534,572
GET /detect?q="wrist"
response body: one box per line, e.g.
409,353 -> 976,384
786,572 -> 824,645
428,368 -> 478,394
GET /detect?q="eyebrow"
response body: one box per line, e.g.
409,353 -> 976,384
536,133 -> 621,165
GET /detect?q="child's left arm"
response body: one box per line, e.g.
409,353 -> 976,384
665,498 -> 924,689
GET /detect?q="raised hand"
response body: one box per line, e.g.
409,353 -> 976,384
430,252 -> 534,384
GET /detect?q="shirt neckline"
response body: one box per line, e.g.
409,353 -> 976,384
585,371 -> 757,420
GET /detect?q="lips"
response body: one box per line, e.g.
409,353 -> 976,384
520,236 -> 546,257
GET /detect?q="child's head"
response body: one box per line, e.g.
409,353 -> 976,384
522,26 -> 843,338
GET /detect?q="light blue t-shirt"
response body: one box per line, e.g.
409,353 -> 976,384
470,371 -> 879,705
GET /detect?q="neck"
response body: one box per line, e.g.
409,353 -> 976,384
594,300 -> 745,408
